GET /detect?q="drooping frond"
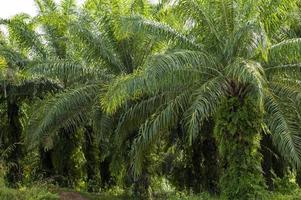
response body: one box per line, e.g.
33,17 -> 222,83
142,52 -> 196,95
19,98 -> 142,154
131,91 -> 189,175
4,16 -> 47,58
103,49 -> 218,113
69,17 -> 124,73
114,90 -> 185,148
265,63 -> 301,75
264,92 -> 301,167
28,59 -> 107,86
269,79 -> 301,102
184,77 -> 226,143
0,77 -> 62,99
94,111 -> 115,141
119,15 -> 203,50
269,38 -> 301,64
0,43 -> 27,67
26,84 -> 101,149
115,95 -> 165,147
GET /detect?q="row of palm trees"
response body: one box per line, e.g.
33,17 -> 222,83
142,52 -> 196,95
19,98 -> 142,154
1,0 -> 301,199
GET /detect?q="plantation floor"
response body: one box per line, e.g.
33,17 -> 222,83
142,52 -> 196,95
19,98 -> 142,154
60,192 -> 89,200
66,191 -> 301,200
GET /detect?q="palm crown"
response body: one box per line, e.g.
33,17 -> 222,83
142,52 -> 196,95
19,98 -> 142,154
103,0 -> 301,174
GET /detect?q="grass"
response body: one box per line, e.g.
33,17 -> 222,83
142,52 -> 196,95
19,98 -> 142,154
0,186 -> 59,200
1,174 -> 301,200
2,185 -> 301,200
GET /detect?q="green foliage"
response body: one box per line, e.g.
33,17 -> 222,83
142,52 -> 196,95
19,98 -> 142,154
273,170 -> 299,195
51,129 -> 86,188
2,0 -> 301,199
83,126 -> 101,192
0,188 -> 58,200
0,178 -> 58,200
214,97 -> 267,200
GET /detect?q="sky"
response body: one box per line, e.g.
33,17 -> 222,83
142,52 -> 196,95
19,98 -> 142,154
0,0 -> 158,19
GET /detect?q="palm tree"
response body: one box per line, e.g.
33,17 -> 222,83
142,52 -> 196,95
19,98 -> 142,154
103,0 -> 301,198
26,0 -> 175,194
0,16 -> 61,187
0,0 -> 88,187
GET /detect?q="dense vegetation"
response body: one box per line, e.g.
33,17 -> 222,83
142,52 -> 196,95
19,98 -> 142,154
2,0 -> 301,199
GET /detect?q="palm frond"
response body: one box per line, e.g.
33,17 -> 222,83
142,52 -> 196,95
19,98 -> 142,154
4,16 -> 47,58
269,38 -> 301,64
184,77 -> 226,143
131,91 -> 189,175
176,0 -> 221,44
264,92 -> 301,167
28,59 -> 107,86
26,84 -> 100,149
225,59 -> 266,102
103,50 -> 218,113
69,17 -> 124,73
119,15 -> 203,50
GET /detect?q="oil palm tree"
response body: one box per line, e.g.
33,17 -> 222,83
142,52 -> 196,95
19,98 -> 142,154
25,0 -> 176,194
103,0 -> 301,199
0,16 -> 61,187
0,0 -> 90,187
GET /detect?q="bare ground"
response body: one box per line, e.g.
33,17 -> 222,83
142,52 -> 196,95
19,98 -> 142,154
59,192 -> 89,200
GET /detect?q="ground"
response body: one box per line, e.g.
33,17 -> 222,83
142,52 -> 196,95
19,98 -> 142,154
60,192 -> 88,200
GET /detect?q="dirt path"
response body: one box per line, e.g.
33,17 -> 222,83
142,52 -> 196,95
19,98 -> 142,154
59,192 -> 89,200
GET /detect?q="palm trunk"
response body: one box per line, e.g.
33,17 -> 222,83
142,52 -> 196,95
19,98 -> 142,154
201,121 -> 220,194
132,153 -> 152,200
133,170 -> 152,200
39,147 -> 55,178
83,126 -> 101,192
52,128 -> 84,187
261,134 -> 274,190
5,100 -> 23,187
100,157 -> 113,187
191,138 -> 202,193
261,134 -> 287,190
214,96 -> 266,199
296,171 -> 301,187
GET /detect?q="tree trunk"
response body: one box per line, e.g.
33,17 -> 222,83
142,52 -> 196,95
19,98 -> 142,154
261,134 -> 274,190
39,147 -> 55,178
52,128 -> 85,187
261,134 -> 287,190
133,170 -> 152,200
201,121 -> 220,194
214,97 -> 266,199
4,100 -> 23,187
296,171 -> 301,187
100,157 -> 113,187
83,126 -> 101,192
131,153 -> 152,200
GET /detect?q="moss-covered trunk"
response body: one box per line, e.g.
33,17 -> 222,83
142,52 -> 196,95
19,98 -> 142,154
191,121 -> 219,194
5,100 -> 23,187
52,129 -> 85,188
296,170 -> 301,187
261,134 -> 286,190
39,147 -> 55,178
201,121 -> 220,194
133,170 -> 152,200
83,126 -> 101,192
214,97 -> 266,199
131,153 -> 152,200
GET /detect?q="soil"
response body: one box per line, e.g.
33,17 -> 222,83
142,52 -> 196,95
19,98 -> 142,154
59,192 -> 89,200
